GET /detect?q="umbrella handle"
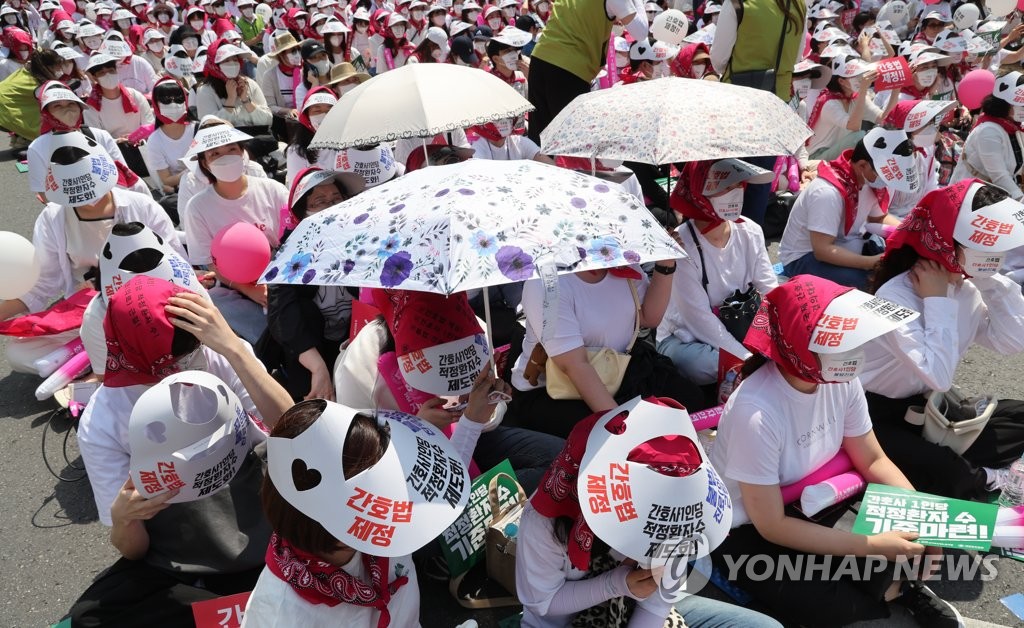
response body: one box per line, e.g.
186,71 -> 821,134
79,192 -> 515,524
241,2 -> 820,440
482,286 -> 497,378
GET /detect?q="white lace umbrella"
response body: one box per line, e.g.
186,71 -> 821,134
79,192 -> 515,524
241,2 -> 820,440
260,159 -> 683,294
539,77 -> 812,165
309,63 -> 534,150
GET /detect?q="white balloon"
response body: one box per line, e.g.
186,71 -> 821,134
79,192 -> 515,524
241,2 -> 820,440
651,9 -> 690,46
953,3 -> 980,29
987,0 -> 1016,17
0,232 -> 40,300
877,0 -> 909,28
254,2 -> 272,21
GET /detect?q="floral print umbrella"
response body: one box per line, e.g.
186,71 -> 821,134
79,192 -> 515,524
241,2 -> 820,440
539,77 -> 812,165
260,160 -> 685,294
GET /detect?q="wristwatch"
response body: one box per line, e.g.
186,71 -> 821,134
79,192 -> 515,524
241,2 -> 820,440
653,263 -> 676,276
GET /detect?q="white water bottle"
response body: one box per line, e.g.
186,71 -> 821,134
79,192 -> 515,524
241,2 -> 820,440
998,455 -> 1024,507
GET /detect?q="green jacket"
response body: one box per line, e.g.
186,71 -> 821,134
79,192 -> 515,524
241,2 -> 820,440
726,0 -> 806,101
531,0 -> 612,83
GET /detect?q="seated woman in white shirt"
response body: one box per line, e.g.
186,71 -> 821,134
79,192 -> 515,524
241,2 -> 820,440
374,13 -> 414,74
146,77 -> 196,219
82,52 -> 155,178
656,159 -> 778,386
860,180 -> 1024,500
0,131 -> 181,375
805,55 -> 894,161
196,38 -> 273,133
711,275 -> 963,627
951,72 -> 1024,201
517,398 -> 783,628
879,99 -> 953,218
469,116 -> 553,162
285,87 -> 341,186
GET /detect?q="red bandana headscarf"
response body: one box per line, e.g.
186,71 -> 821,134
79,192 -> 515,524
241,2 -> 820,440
38,81 -> 83,134
297,85 -> 336,132
669,42 -> 709,79
883,99 -> 919,130
151,75 -> 189,124
203,37 -> 232,81
885,178 -> 976,275
815,149 -> 889,235
265,533 -> 408,628
103,276 -> 194,388
1,26 -> 32,53
669,159 -> 733,233
86,70 -> 140,116
530,397 -> 687,571
743,275 -> 853,384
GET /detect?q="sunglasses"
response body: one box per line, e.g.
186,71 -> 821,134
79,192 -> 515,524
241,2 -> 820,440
156,93 -> 186,104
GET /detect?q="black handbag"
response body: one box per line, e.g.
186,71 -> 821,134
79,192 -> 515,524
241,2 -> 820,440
686,221 -> 762,343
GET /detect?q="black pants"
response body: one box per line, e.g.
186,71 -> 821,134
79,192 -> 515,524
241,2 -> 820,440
623,161 -> 674,226
866,392 -> 1024,500
712,520 -> 893,627
526,56 -> 591,146
505,342 -> 708,439
69,557 -> 263,628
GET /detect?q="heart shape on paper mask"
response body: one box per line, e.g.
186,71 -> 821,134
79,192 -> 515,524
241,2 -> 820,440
291,458 -> 322,491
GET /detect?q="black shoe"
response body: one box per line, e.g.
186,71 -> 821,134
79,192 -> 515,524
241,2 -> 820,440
893,581 -> 964,628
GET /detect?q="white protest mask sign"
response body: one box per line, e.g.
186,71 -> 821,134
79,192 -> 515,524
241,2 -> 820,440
335,145 -> 398,187
864,127 -> 920,194
129,371 -> 252,503
399,334 -> 491,396
185,125 -> 253,160
267,401 -> 470,557
954,183 -> 1024,253
44,131 -> 118,207
808,289 -> 920,354
99,224 -> 209,303
577,397 -> 732,569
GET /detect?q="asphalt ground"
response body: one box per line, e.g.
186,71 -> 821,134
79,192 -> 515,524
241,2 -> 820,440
0,145 -> 1022,627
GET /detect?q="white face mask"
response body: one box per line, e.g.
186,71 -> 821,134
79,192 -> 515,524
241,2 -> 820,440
867,173 -> 887,189
454,2 -> 463,13
309,112 -> 326,129
336,82 -> 356,95
159,101 -> 187,120
709,186 -> 745,221
792,77 -> 812,99
502,7 -> 514,18
1014,106 -> 1024,123
499,50 -> 518,68
208,153 -> 247,182
536,0 -> 548,11
692,62 -> 707,78
391,25 -> 406,38
285,51 -> 302,65
473,41 -> 486,55
488,16 -> 502,29
148,41 -> 164,53
117,18 -> 131,29
916,67 -> 938,88
183,38 -> 199,51
610,23 -> 623,36
61,61 -> 74,75
3,13 -> 19,25
158,13 -> 171,22
846,76 -> 862,93
913,125 -> 938,148
961,248 -> 1005,277
175,346 -> 210,372
97,73 -> 120,90
313,59 -> 330,74
652,60 -> 668,79
818,346 -> 865,383
411,9 -> 423,19
190,18 -> 204,29
329,35 -> 343,47
15,48 -> 29,60
219,61 -> 241,78
83,36 -> 102,50
296,18 -> 307,28
431,48 -> 446,61
241,8 -> 254,18
494,118 -> 513,137
431,13 -> 445,25
615,52 -> 628,68
356,22 -> 368,32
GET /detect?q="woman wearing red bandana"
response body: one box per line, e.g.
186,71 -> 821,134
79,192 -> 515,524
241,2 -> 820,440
244,401 -> 420,627
656,159 -> 778,386
952,71 -> 1024,201
146,77 -> 195,203
881,99 -> 955,218
374,12 -> 415,74
860,180 -> 1024,501
469,115 -> 552,161
82,53 -> 155,178
517,398 -> 782,628
779,128 -> 909,289
198,38 -> 274,131
711,275 -> 963,627
69,276 -> 292,626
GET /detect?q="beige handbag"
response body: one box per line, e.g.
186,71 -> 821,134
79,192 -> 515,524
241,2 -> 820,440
484,472 -> 527,598
904,386 -> 997,455
544,279 -> 640,400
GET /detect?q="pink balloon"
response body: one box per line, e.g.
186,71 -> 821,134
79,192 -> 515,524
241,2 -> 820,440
924,0 -> 941,4
1019,0 -> 1024,11
211,223 -> 272,284
958,69 -> 996,110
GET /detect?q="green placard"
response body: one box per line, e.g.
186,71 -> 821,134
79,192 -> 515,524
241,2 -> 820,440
853,483 -> 999,551
438,459 -> 520,577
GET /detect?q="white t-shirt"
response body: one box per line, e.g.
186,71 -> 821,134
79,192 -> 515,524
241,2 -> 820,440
242,553 -> 420,628
778,177 -> 885,266
145,124 -> 196,175
76,345 -> 262,526
82,87 -> 154,139
469,135 -> 542,161
184,175 -> 287,265
27,127 -> 125,193
711,361 -> 873,526
887,148 -> 938,219
117,55 -> 159,94
285,144 -> 340,188
657,220 -> 778,360
177,159 -> 268,227
860,271 -> 1024,399
511,269 -> 649,391
806,98 -> 882,156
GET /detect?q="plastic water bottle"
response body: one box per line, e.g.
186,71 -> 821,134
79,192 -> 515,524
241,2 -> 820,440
998,455 -> 1024,507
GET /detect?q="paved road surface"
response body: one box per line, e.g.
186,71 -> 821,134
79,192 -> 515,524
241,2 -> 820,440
0,146 -> 1021,627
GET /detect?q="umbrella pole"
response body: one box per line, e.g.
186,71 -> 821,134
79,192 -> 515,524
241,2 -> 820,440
590,156 -> 596,177
421,137 -> 428,164
483,286 -> 497,377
